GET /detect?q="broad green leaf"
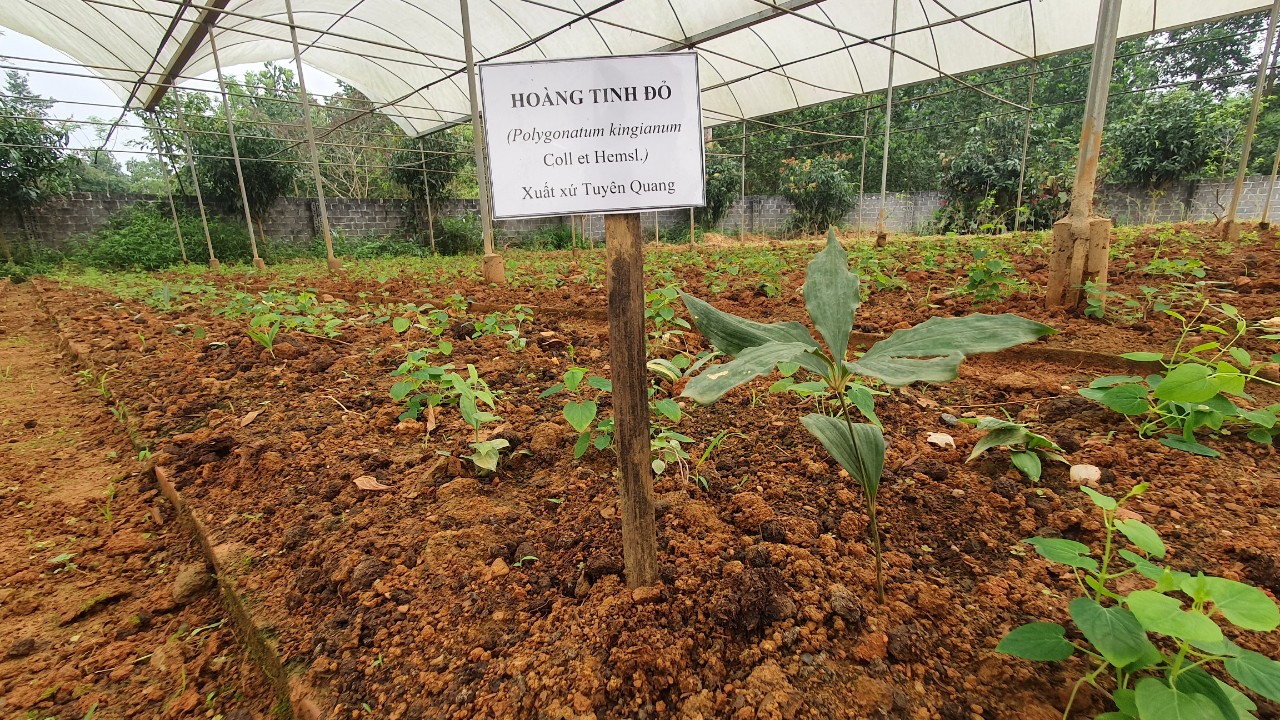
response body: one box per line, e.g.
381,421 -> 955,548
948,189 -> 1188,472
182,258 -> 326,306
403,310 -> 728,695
845,384 -> 883,428
587,376 -> 612,392
1135,677 -> 1225,720
564,368 -> 586,392
995,622 -> 1075,661
1011,450 -> 1042,482
679,291 -> 820,372
1241,408 -> 1277,429
1175,666 -> 1241,720
1094,713 -> 1135,720
391,317 -> 411,333
1225,649 -> 1280,703
1080,384 -> 1150,415
573,432 -> 591,458
1090,375 -> 1145,388
1120,549 -> 1191,591
1155,364 -> 1218,403
1121,352 -> 1165,362
799,414 -> 884,497
1126,590 -> 1223,644
1216,679 -> 1258,717
1081,486 -> 1118,510
1121,641 -> 1166,674
653,398 -> 682,423
539,382 -> 566,398
1026,537 -> 1098,572
967,419 -> 1029,460
1114,688 -> 1140,716
593,433 -> 611,451
682,341 -> 813,404
563,400 -> 598,433
1160,435 -> 1220,457
1201,577 -> 1280,631
848,314 -> 1054,386
389,380 -> 416,402
1115,519 -> 1166,558
1070,598 -> 1156,668
803,229 -> 860,361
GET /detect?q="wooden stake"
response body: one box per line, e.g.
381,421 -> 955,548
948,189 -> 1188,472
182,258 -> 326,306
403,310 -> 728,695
605,213 -> 659,588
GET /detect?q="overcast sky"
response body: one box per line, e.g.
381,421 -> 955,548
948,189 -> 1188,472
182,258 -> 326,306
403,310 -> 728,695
1,27 -> 341,161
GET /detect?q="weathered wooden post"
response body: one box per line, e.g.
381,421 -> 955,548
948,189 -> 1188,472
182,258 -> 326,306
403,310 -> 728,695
1223,0 -> 1280,242
606,212 -> 659,586
1046,0 -> 1121,312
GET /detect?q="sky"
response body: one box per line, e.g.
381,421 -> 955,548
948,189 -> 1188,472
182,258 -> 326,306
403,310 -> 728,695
1,27 -> 342,160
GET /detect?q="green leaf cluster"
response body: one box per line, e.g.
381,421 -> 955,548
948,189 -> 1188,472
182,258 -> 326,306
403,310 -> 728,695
998,485 -> 1280,719
961,416 -> 1066,482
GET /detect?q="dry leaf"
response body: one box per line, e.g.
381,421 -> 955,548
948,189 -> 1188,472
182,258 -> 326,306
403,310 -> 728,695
239,409 -> 263,427
354,475 -> 392,491
926,432 -> 955,449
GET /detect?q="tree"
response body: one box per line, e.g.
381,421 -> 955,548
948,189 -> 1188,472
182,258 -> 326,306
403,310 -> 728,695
1105,89 -> 1218,191
0,70 -> 68,262
184,105 -> 297,235
389,130 -> 465,201
320,82 -> 405,199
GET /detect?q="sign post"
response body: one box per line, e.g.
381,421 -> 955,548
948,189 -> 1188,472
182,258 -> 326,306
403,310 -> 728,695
478,53 -> 704,588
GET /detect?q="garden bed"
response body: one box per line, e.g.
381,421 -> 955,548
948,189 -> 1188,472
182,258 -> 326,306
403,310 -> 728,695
28,222 -> 1280,719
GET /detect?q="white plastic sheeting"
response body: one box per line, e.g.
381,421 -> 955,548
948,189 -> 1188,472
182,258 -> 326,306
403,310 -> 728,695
0,0 -> 1269,137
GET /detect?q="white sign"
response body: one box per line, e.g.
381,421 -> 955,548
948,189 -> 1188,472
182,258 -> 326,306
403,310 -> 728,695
477,52 -> 705,219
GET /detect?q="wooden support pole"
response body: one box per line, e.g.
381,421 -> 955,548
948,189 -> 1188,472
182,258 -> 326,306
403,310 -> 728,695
151,117 -> 188,264
208,31 -> 265,270
283,0 -> 339,273
1046,0 -> 1121,311
689,207 -> 696,245
1013,61 -> 1037,233
605,213 -> 658,589
173,90 -> 218,269
461,0 -> 505,284
858,102 -> 869,234
1225,0 -> 1280,242
1261,136 -> 1280,230
739,120 -> 746,242
418,139 -> 437,254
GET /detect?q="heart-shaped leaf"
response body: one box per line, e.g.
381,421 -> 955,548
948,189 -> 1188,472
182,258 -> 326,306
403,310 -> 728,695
1201,577 -> 1280,631
1026,537 -> 1098,572
563,400 -> 598,433
1126,590 -> 1223,645
1135,677 -> 1223,720
995,622 -> 1075,661
1070,598 -> 1156,668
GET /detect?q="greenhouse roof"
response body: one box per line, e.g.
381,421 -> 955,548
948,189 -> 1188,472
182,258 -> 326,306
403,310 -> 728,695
0,0 -> 1269,137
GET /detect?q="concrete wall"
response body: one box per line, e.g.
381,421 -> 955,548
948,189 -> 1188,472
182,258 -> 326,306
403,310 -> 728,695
8,175 -> 1280,252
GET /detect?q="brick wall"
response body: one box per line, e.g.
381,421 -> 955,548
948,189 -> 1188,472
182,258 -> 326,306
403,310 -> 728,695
9,176 -> 1280,252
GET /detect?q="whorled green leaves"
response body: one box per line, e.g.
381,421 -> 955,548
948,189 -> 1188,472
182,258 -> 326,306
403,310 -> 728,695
799,414 -> 884,497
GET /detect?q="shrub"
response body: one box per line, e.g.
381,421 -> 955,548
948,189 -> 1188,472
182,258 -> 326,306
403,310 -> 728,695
434,212 -> 483,256
698,155 -> 742,229
73,203 -> 253,270
779,154 -> 856,233
522,224 -> 574,250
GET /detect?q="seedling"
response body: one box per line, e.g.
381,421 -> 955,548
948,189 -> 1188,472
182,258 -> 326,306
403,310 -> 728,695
97,483 -> 116,523
961,416 -> 1066,482
1079,302 -> 1280,456
541,368 -> 613,458
998,485 -> 1280,720
680,229 -> 1052,602
245,313 -> 282,358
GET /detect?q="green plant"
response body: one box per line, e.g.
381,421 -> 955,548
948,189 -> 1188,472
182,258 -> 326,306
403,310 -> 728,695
698,154 -> 743,229
962,248 -> 1024,303
997,484 -> 1280,720
645,286 -> 692,347
779,154 -> 856,233
245,312 -> 282,358
541,367 -> 613,458
97,482 -> 116,523
651,428 -> 694,478
464,437 -> 511,473
1079,303 -> 1280,456
961,416 -> 1066,482
680,229 -> 1053,601
389,354 -> 458,422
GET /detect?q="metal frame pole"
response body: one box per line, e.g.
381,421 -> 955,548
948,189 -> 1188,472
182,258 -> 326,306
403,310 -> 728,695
283,0 -> 340,272
208,30 -> 265,269
460,0 -> 504,283
739,120 -> 746,241
1013,60 -> 1037,233
1224,0 -> 1280,241
876,0 -> 900,245
172,92 -> 218,269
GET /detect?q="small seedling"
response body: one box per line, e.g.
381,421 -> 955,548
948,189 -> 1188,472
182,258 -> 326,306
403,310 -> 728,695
245,313 -> 282,358
961,416 -> 1066,482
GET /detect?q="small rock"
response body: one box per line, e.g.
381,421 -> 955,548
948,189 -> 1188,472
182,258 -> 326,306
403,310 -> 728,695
490,558 -> 510,578
631,585 -> 663,604
940,413 -> 959,426
172,564 -> 213,605
6,637 -> 36,658
104,531 -> 151,557
1070,464 -> 1102,483
394,419 -> 422,435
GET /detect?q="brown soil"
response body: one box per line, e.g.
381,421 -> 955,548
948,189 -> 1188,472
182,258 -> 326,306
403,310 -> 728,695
16,221 -> 1280,719
0,281 -> 275,719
